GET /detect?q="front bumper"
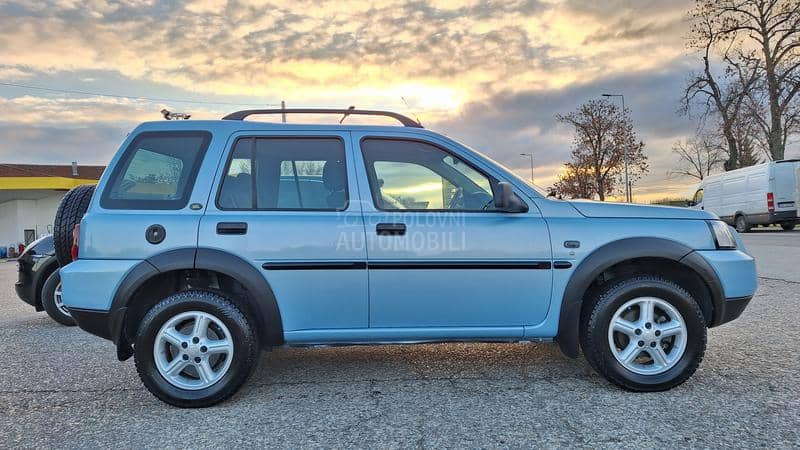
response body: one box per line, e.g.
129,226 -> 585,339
693,249 -> 758,326
716,295 -> 753,325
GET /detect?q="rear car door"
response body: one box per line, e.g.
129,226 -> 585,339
199,131 -> 368,335
772,161 -> 799,216
353,132 -> 552,337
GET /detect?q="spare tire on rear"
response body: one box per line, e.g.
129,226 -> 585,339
53,184 -> 96,267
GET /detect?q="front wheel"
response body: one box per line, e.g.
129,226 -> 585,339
781,223 -> 796,231
134,290 -> 259,407
580,275 -> 707,391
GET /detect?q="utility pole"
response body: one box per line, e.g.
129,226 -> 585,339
520,153 -> 534,184
602,93 -> 631,202
281,100 -> 286,123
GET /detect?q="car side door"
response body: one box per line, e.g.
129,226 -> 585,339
198,131 -> 368,339
353,132 -> 552,338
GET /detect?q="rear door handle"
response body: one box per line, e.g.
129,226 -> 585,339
376,223 -> 406,236
217,222 -> 248,235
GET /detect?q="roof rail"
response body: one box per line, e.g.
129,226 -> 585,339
221,108 -> 423,128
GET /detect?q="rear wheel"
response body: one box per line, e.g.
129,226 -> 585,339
134,290 -> 259,407
734,214 -> 750,233
41,270 -> 75,326
781,222 -> 796,231
580,275 -> 707,391
53,184 -> 96,267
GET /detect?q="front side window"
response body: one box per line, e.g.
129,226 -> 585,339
361,138 -> 496,211
101,131 -> 211,209
217,137 -> 347,210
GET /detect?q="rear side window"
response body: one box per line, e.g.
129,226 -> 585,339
217,137 -> 347,211
101,131 -> 211,210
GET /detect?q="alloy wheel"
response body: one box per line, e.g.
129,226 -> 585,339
53,281 -> 71,317
607,297 -> 688,375
153,311 -> 234,390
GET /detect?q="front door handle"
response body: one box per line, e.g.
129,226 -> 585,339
217,222 -> 248,235
376,223 -> 406,236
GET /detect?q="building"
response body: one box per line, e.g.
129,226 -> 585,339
0,163 -> 105,249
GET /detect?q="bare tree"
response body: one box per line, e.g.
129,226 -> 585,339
684,3 -> 761,170
693,0 -> 800,160
669,134 -> 727,180
556,99 -> 649,201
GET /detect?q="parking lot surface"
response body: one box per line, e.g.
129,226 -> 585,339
1,231 -> 798,448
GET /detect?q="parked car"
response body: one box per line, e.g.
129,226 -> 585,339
58,109 -> 757,407
689,160 -> 800,232
14,235 -> 75,326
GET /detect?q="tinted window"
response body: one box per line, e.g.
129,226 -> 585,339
361,138 -> 496,211
101,131 -> 211,209
218,138 -> 347,210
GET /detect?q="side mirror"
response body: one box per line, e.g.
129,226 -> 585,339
686,200 -> 696,207
494,181 -> 529,213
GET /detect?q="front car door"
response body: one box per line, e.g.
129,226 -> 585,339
199,131 -> 368,341
353,132 -> 552,340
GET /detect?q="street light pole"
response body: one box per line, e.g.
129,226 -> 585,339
602,93 -> 631,202
520,153 -> 534,184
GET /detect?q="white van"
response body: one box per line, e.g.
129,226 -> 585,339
690,160 -> 800,232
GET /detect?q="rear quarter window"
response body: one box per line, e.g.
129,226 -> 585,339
100,131 -> 211,210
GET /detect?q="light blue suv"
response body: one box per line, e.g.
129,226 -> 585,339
59,109 -> 757,407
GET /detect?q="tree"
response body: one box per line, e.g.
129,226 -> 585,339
551,162 -> 595,199
555,99 -> 648,201
683,3 -> 760,170
669,134 -> 727,180
732,113 -> 765,166
689,0 -> 800,161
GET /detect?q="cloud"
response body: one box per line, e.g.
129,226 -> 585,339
0,122 -> 128,165
583,16 -> 685,45
5,0 -> 793,202
0,0 -> 688,104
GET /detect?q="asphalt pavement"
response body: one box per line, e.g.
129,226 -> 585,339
0,231 -> 798,448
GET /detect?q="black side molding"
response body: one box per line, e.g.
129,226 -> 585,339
369,261 -> 551,270
263,262 -> 367,270
260,261 -> 553,270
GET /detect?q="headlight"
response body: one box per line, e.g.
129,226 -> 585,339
707,220 -> 737,249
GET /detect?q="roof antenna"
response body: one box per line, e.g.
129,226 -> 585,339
401,97 -> 423,127
161,109 -> 191,120
339,105 -> 356,124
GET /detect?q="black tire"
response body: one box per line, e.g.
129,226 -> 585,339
580,275 -> 707,392
53,184 -> 96,267
780,223 -> 796,231
41,270 -> 76,326
734,214 -> 750,233
134,290 -> 259,408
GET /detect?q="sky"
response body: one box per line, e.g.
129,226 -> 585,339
1,0 -> 797,201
